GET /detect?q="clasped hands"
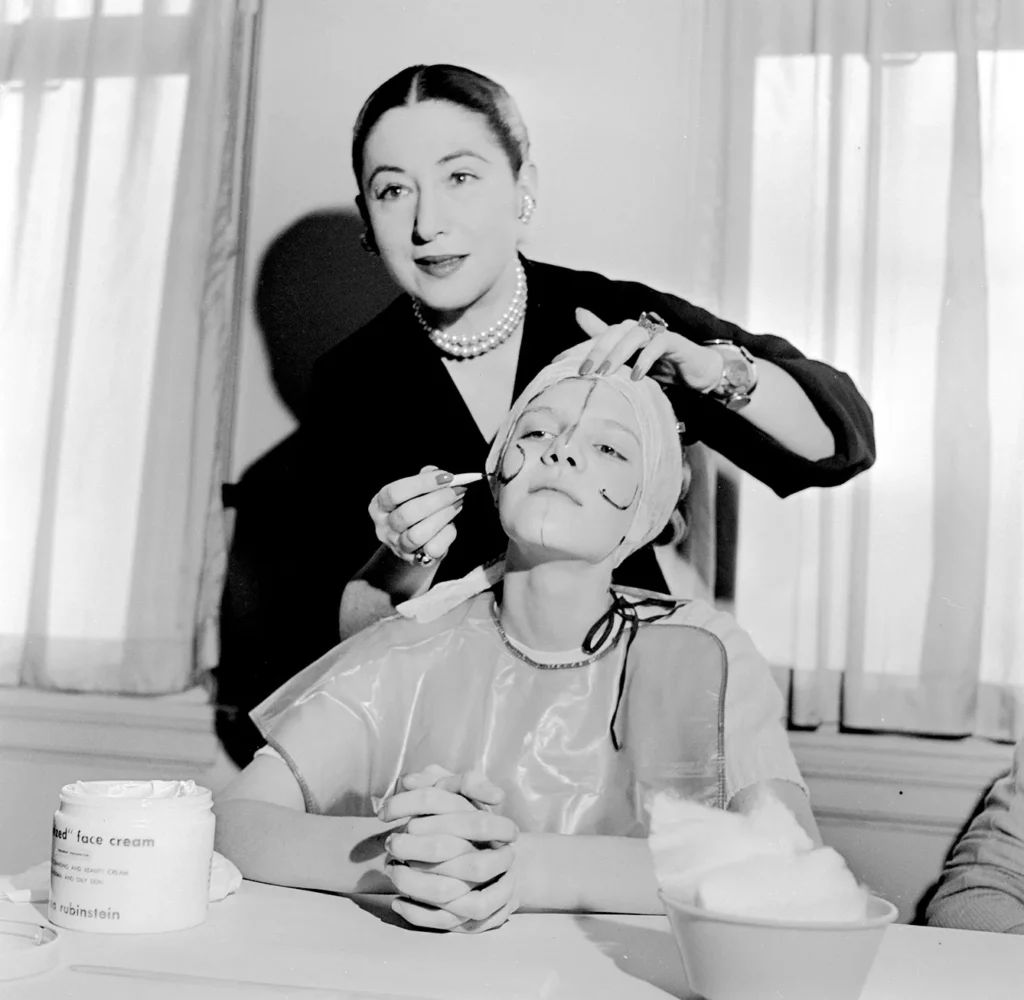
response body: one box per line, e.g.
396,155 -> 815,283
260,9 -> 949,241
378,765 -> 519,933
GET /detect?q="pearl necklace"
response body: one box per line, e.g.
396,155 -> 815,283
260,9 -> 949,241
412,262 -> 527,359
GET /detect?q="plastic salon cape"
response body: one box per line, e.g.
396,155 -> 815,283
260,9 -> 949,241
252,589 -> 728,837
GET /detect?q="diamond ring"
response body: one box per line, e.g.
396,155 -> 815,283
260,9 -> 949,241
637,311 -> 669,341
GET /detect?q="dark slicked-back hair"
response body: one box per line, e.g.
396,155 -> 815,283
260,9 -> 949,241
352,64 -> 530,188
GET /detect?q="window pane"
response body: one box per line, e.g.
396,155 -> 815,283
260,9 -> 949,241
55,0 -> 94,18
979,51 -> 1024,686
0,80 -> 83,656
45,74 -> 189,640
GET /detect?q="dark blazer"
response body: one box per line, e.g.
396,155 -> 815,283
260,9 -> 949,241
215,256 -> 874,762
302,255 -> 873,579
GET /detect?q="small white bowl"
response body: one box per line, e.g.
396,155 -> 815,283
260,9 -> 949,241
659,890 -> 898,1000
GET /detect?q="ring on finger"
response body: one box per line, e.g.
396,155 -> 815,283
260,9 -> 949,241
638,310 -> 669,343
413,551 -> 434,567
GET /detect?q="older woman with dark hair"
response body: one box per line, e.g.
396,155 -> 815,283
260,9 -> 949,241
324,63 -> 874,630
215,63 -> 874,761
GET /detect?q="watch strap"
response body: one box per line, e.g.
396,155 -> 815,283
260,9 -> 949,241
701,340 -> 758,409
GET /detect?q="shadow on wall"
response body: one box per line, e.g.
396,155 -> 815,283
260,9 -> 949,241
254,207 -> 398,418
215,209 -> 398,767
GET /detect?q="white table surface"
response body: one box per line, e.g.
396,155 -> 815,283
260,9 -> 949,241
2,880 -> 1023,999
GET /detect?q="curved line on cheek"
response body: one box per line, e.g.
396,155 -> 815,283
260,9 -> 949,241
598,483 -> 639,512
497,443 -> 527,485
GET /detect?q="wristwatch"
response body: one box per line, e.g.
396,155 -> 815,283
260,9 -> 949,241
701,340 -> 758,411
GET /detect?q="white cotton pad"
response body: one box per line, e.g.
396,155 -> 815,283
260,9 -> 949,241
695,848 -> 870,923
649,791 -> 869,924
741,790 -> 816,854
648,792 -> 811,903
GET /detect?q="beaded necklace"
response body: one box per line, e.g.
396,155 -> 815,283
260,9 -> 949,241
488,597 -> 624,671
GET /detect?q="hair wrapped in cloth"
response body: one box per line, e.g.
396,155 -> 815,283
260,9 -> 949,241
399,342 -> 685,623
487,341 -> 684,565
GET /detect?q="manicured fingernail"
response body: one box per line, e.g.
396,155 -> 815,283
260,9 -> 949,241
435,472 -> 453,485
578,359 -> 593,376
595,361 -> 610,376
630,366 -> 643,381
452,485 -> 469,496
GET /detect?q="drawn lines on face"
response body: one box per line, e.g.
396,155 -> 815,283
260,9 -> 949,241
560,380 -> 598,452
598,484 -> 639,511
509,378 -> 642,511
498,442 -> 527,485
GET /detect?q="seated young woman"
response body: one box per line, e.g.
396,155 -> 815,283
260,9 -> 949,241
214,342 -> 818,933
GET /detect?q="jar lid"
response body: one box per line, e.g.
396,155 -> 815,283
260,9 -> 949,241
0,920 -> 60,981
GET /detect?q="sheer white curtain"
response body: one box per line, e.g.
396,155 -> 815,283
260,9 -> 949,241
0,0 -> 253,692
680,0 -> 1024,739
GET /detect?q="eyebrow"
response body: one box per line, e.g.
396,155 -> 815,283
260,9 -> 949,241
367,164 -> 405,186
521,406 -> 641,446
366,150 -> 491,187
439,149 -> 490,165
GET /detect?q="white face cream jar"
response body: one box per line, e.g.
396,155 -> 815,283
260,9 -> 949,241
49,780 -> 215,934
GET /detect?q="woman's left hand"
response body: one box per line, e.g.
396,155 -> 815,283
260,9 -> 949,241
378,769 -> 519,932
575,307 -> 723,391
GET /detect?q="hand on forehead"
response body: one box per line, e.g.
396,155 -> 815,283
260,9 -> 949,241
501,379 -> 641,482
518,379 -> 641,449
487,343 -> 685,565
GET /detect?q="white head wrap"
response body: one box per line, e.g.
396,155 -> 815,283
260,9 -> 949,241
398,342 -> 684,622
486,341 -> 684,567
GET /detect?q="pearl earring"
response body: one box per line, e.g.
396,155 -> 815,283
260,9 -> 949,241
518,195 -> 536,224
360,231 -> 378,255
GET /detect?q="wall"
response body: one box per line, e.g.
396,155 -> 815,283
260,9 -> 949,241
232,0 -> 699,477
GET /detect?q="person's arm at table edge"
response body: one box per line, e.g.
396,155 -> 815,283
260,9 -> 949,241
213,762 -> 816,914
213,756 -> 397,895
926,744 -> 1024,934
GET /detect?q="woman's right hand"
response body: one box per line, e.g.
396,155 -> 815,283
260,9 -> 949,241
369,465 -> 467,566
